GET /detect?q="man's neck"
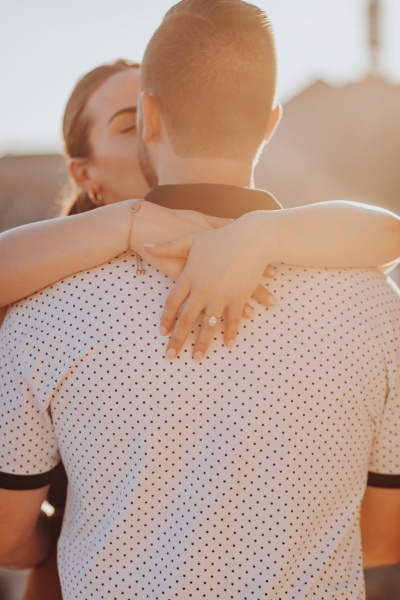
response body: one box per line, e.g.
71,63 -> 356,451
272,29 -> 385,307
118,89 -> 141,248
157,155 -> 255,188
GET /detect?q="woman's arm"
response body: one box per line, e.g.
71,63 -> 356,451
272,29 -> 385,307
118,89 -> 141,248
259,201 -> 399,270
144,201 -> 400,359
2,198 -> 398,358
0,199 -> 231,307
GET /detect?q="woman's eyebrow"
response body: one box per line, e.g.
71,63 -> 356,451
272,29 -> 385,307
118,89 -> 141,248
108,107 -> 137,124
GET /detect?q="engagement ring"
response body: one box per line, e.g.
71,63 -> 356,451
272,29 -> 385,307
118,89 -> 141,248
203,313 -> 223,327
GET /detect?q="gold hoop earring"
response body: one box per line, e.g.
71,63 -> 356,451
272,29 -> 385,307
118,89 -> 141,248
88,190 -> 104,207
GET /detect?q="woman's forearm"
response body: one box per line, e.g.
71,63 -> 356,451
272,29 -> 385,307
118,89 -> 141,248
260,201 -> 400,269
2,197 -> 397,310
0,199 -> 220,308
0,200 -> 133,307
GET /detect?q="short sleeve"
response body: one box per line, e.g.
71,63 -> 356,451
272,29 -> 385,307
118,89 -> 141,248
0,306 -> 61,490
367,298 -> 400,488
367,375 -> 400,487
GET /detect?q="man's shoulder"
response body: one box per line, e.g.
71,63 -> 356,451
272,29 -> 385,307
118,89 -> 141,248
277,264 -> 400,320
2,254 -> 137,327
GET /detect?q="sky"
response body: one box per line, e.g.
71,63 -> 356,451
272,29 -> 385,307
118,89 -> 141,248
1,0 -> 399,155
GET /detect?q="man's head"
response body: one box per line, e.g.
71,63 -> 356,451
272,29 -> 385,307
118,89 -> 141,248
138,0 -> 279,184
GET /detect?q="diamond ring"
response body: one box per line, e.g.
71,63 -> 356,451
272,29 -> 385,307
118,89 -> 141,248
203,313 -> 223,327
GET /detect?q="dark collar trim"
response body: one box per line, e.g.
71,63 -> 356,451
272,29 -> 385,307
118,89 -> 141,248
145,183 -> 282,219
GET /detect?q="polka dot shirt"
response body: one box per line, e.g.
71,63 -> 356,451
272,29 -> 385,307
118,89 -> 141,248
1,188 -> 400,599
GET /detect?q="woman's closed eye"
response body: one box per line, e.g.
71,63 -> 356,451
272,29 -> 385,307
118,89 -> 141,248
120,123 -> 136,133
109,108 -> 137,135
114,116 -> 136,134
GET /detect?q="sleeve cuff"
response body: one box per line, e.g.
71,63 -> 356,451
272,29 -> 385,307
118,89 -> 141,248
367,471 -> 400,489
0,462 -> 65,490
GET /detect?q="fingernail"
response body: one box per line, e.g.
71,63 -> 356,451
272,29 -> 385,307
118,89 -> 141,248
193,351 -> 203,362
269,296 -> 278,306
166,348 -> 176,360
160,325 -> 168,336
244,305 -> 254,317
143,242 -> 156,248
227,339 -> 235,350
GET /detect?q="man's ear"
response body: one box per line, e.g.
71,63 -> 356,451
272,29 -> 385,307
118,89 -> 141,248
69,158 -> 93,192
264,102 -> 282,144
140,91 -> 162,143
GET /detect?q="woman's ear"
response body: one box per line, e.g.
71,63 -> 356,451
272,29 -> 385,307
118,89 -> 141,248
68,158 -> 93,192
264,102 -> 282,144
140,91 -> 162,143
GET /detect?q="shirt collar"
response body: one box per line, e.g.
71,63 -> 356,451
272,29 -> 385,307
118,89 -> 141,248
145,183 -> 282,219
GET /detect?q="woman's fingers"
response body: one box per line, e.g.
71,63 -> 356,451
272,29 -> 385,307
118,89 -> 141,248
242,303 -> 254,318
192,302 -> 254,360
204,215 -> 233,229
159,278 -> 191,336
264,264 -> 277,278
251,283 -> 277,307
222,305 -> 245,351
143,238 -> 191,259
160,278 -> 276,360
190,309 -> 225,362
165,298 -> 208,360
164,290 -> 276,361
166,300 -> 256,361
143,225 -> 279,360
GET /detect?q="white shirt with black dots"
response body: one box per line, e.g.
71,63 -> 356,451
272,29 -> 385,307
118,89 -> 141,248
1,256 -> 400,600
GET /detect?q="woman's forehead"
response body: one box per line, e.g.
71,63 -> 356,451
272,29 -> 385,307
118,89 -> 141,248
87,69 -> 140,120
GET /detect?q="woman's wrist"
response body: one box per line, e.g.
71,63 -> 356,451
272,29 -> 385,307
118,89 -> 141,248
129,200 -> 170,255
96,199 -> 143,256
234,210 -> 280,264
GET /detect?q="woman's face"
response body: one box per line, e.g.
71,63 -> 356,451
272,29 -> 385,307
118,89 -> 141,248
85,68 -> 150,204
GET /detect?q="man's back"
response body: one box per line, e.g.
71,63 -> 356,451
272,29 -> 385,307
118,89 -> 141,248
1,250 -> 399,599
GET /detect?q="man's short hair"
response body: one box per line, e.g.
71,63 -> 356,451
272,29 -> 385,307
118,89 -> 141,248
141,0 -> 278,161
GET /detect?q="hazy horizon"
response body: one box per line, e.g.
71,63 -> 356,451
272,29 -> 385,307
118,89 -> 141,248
1,0 -> 399,155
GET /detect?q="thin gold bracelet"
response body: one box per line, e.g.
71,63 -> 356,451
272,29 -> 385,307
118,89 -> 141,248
127,199 -> 146,276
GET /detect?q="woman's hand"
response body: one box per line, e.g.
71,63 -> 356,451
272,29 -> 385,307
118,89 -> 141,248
144,211 -> 277,361
134,203 -> 233,282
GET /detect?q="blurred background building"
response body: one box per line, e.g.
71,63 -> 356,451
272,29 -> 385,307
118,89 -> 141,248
256,0 -> 400,284
0,0 -> 399,598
